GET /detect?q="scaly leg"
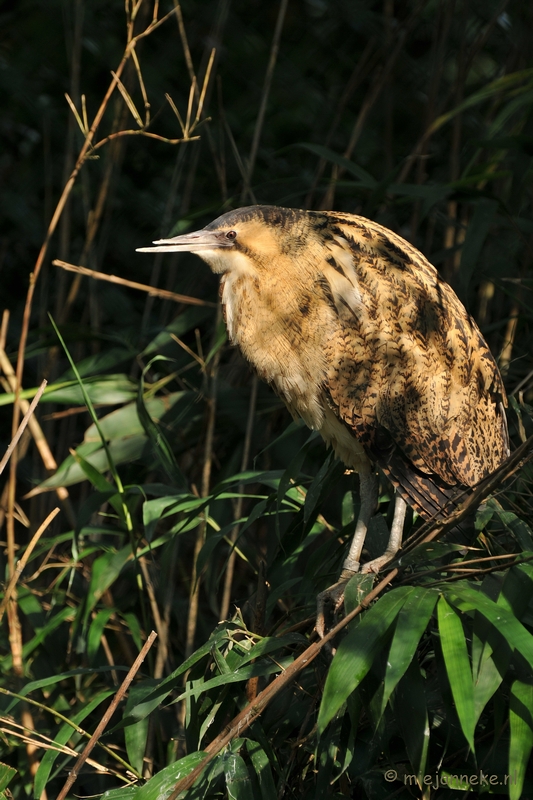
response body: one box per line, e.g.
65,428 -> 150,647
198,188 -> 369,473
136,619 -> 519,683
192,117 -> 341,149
316,470 -> 377,638
361,492 -> 407,574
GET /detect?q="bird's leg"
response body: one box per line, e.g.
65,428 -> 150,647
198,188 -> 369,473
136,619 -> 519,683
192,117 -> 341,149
316,470 -> 377,638
361,493 -> 407,574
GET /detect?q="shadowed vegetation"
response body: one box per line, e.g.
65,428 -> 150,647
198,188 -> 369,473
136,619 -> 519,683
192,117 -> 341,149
1,0 -> 533,797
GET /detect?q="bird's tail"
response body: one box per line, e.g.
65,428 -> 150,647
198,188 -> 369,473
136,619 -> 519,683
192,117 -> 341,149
379,450 -> 471,523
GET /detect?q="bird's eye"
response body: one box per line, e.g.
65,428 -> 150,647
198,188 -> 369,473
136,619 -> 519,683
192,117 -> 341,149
225,230 -> 237,240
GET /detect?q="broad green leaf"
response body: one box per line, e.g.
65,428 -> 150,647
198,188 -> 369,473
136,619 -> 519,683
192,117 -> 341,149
509,680 -> 533,800
381,587 -> 438,715
472,647 -> 502,726
489,501 -> 533,550
446,584 -> 533,666
344,573 -> 375,615
71,450 -> 127,525
245,740 -> 277,800
437,595 -> 475,751
223,752 -> 254,800
85,545 -> 132,618
318,587 -> 413,732
134,751 -> 207,800
84,392 -> 185,442
137,362 -> 186,487
0,375 -> 136,407
43,374 -> 137,405
0,764 -> 16,793
428,69 -> 533,134
113,626 -> 241,730
0,606 -> 74,671
101,788 -> 138,800
36,434 -> 148,490
396,659 -> 430,783
173,657 -> 291,703
124,683 -> 158,774
87,609 -> 114,663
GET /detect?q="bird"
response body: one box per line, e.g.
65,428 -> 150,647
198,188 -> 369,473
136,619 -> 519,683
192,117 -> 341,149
137,205 -> 510,629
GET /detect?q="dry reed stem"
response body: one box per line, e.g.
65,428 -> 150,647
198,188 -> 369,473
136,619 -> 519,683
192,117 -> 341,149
56,630 -> 158,800
0,380 -> 47,479
0,347 -> 74,522
168,437 -> 533,797
53,259 -> 216,307
0,507 -> 60,625
6,9 -> 181,702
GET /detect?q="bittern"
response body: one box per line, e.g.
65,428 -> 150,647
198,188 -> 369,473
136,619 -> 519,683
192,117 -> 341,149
137,205 -> 509,627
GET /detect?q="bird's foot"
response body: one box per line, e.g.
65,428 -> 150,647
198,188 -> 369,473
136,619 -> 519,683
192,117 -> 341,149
316,568 -> 358,640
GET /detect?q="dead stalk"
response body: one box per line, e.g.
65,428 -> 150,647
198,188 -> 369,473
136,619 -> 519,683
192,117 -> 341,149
53,260 -> 216,307
0,507 -> 60,625
56,630 -> 158,800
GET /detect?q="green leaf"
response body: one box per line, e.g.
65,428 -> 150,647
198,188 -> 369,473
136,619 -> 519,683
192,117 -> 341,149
245,740 -> 277,800
87,609 -> 114,662
318,587 -> 413,732
381,587 -> 438,715
134,752 -> 207,800
428,69 -> 533,134
0,764 -> 17,793
223,752 -> 255,800
437,595 -> 475,751
295,142 -> 378,187
84,545 -> 132,619
124,683 -> 157,774
446,583 -> 533,666
509,680 -> 533,800
396,659 -> 430,783
101,788 -> 139,800
137,360 -> 186,487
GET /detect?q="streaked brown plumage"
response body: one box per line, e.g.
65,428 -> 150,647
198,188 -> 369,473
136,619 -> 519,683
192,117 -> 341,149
138,205 -> 509,616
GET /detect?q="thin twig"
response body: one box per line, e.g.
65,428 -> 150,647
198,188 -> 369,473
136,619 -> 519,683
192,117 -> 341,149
53,260 -> 216,307
0,507 -> 60,624
56,630 -> 157,800
0,380 -> 47,478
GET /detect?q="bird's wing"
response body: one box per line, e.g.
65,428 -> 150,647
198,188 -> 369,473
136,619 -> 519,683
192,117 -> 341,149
318,213 -> 509,494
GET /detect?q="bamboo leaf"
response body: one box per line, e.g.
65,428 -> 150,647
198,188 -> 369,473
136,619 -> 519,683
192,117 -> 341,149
509,680 -> 533,800
437,595 -> 475,751
381,587 -> 438,715
318,587 -> 413,732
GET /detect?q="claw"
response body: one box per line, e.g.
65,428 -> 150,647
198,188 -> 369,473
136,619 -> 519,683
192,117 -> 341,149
316,568 -> 357,639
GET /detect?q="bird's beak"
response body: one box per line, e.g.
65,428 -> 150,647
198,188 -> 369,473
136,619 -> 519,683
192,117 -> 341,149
136,228 -> 234,254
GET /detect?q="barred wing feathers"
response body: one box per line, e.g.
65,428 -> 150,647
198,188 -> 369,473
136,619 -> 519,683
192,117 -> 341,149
316,212 -> 509,518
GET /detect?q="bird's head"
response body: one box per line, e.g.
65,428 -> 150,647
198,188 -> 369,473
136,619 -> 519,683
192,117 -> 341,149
136,205 -> 317,275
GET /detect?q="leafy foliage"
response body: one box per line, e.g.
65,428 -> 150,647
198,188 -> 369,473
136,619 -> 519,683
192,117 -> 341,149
1,0 -> 533,798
